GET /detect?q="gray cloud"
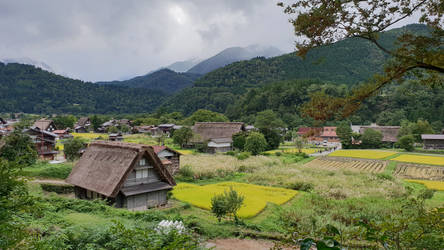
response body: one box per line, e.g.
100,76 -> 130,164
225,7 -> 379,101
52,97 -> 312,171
0,0 -> 418,82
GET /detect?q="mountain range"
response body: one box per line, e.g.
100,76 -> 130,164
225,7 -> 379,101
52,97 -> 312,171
0,24 -> 429,117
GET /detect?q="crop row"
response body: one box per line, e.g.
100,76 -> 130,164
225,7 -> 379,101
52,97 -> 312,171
304,157 -> 386,173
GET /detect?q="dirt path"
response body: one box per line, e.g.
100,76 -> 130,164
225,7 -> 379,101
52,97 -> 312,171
205,238 -> 296,250
30,178 -> 69,185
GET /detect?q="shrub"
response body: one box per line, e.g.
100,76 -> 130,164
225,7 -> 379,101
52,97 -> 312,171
210,193 -> 228,222
398,135 -> 415,151
275,151 -> 282,156
286,181 -> 314,192
225,151 -> 236,156
64,137 -> 86,161
210,187 -> 244,224
245,132 -> 268,155
177,165 -> 194,181
232,131 -> 249,151
40,184 -> 74,194
236,152 -> 251,160
361,128 -> 383,148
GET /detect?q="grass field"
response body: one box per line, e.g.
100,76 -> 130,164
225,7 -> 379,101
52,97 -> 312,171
329,150 -> 397,159
392,154 -> 444,166
406,179 -> 444,191
266,148 -> 319,155
172,182 -> 297,218
22,161 -> 73,179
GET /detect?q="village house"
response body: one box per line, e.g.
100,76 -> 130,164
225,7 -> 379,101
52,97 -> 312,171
33,119 -> 57,132
321,126 -> 340,143
53,129 -> 72,139
297,127 -> 323,143
421,134 -> 444,150
74,117 -> 91,133
359,124 -> 400,144
109,132 -> 124,141
26,127 -> 58,160
66,141 -> 176,210
192,122 -> 245,153
152,145 -> 181,175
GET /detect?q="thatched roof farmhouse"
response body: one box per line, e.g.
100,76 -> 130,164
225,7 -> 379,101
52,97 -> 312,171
66,141 -> 175,210
192,122 -> 244,153
33,119 -> 57,132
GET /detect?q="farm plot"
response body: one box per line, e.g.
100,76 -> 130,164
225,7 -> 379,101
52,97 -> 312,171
172,182 -> 297,218
406,179 -> 444,191
328,150 -> 396,159
391,154 -> 444,166
304,157 -> 386,173
394,163 -> 444,180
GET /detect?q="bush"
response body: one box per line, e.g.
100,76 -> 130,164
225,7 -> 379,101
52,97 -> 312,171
275,151 -> 282,156
245,132 -> 268,155
177,165 -> 194,181
210,187 -> 244,224
40,184 -> 74,194
361,128 -> 383,148
225,151 -> 236,156
236,152 -> 251,160
232,131 -> 249,151
398,134 -> 415,151
286,181 -> 314,192
64,137 -> 86,161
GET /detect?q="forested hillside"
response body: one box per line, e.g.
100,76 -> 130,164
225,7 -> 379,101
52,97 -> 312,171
0,63 -> 166,114
98,69 -> 201,94
164,24 -> 427,115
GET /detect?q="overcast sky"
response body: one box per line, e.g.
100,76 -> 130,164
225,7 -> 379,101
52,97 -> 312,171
0,0 -> 419,82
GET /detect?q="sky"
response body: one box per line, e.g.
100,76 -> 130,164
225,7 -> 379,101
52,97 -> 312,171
0,0 -> 420,82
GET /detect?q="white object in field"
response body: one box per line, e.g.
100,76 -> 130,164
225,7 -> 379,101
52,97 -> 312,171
156,220 -> 186,234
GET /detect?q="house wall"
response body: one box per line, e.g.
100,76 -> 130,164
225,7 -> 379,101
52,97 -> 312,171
125,190 -> 168,210
424,139 -> 444,150
158,150 -> 180,175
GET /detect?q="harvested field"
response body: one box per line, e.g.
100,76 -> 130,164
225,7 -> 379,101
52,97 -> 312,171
406,179 -> 444,191
391,154 -> 444,166
304,157 -> 387,173
393,163 -> 444,180
328,150 -> 396,159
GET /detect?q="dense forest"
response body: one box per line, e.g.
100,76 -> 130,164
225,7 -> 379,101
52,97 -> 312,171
0,63 -> 166,114
98,69 -> 201,94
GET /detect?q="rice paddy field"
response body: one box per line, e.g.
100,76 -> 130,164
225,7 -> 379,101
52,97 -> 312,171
406,179 -> 444,191
172,182 -> 298,218
328,149 -> 397,159
392,154 -> 444,166
71,132 -> 108,140
394,163 -> 444,180
305,157 -> 386,173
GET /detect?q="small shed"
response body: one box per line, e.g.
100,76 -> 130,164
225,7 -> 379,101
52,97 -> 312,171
421,134 -> 444,150
109,133 -> 123,141
66,141 -> 176,210
152,145 -> 182,175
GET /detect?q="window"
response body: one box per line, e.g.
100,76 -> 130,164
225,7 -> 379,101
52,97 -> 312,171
139,158 -> 146,166
136,169 -> 148,179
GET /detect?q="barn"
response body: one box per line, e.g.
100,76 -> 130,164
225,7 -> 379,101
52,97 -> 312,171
421,134 -> 444,150
66,141 -> 176,210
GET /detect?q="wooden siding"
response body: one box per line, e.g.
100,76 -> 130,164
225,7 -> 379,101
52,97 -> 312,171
126,190 -> 167,210
123,156 -> 161,187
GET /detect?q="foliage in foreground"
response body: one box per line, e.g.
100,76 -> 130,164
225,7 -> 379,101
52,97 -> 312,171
210,187 -> 244,224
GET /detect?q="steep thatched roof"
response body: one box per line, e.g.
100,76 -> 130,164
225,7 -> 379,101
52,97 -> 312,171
75,117 -> 90,127
66,141 -> 175,197
33,119 -> 56,131
192,122 -> 244,142
359,126 -> 400,142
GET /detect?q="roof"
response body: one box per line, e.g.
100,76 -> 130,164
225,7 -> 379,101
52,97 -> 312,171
211,138 -> 232,143
351,125 -> 362,133
33,119 -> 55,131
297,127 -> 322,136
120,181 -> 172,196
422,134 -> 444,140
321,127 -> 337,137
66,141 -> 175,198
151,145 -> 182,155
359,126 -> 400,142
26,127 -> 58,138
192,122 -> 244,142
0,117 -> 6,125
75,117 -> 90,127
53,130 -> 68,134
158,124 -> 175,128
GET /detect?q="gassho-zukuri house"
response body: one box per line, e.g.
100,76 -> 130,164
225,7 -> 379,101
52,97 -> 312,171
66,141 -> 176,210
192,122 -> 245,153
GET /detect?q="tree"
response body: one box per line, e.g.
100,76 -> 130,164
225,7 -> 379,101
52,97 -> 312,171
399,119 -> 434,142
172,127 -> 193,148
361,129 -> 383,148
64,138 -> 85,162
53,115 -> 76,129
398,135 -> 415,151
244,132 -> 268,155
294,136 -> 304,153
210,187 -> 244,224
183,109 -> 228,125
280,1 -> 443,120
0,131 -> 37,167
254,110 -> 286,130
259,128 -> 281,150
232,131 -> 249,151
0,158 -> 34,249
211,193 -> 228,223
336,122 -> 353,149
